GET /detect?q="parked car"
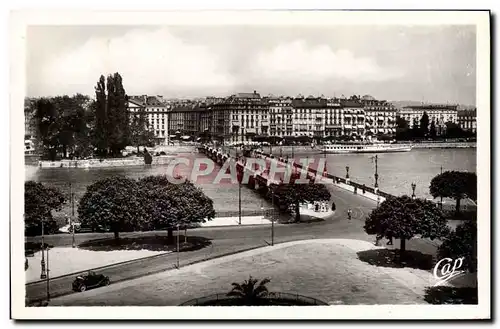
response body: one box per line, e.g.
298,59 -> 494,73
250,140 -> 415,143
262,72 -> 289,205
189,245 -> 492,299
72,271 -> 110,292
67,222 -> 110,233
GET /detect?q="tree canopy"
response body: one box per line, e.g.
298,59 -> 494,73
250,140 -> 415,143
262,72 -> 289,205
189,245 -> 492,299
138,175 -> 216,239
24,181 -> 65,235
77,176 -> 144,239
31,94 -> 92,160
420,111 -> 430,137
130,105 -> 156,152
429,171 -> 477,213
364,196 -> 449,253
272,174 -> 331,222
438,220 -> 477,273
77,175 -> 215,241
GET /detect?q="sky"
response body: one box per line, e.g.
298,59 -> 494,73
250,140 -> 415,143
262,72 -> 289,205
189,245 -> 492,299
26,25 -> 476,105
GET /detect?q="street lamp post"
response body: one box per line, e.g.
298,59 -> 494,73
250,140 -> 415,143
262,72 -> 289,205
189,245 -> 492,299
237,149 -> 242,225
374,155 -> 379,189
411,182 -> 416,199
70,183 -> 76,248
176,224 -> 180,269
46,246 -> 50,302
271,187 -> 275,246
40,219 -> 46,279
440,166 -> 443,209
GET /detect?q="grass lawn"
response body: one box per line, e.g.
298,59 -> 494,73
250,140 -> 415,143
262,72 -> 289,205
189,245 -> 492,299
25,247 -> 167,283
50,239 -> 437,306
26,235 -> 212,283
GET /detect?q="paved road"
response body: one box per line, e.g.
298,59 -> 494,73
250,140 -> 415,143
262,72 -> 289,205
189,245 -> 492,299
25,182 -> 439,305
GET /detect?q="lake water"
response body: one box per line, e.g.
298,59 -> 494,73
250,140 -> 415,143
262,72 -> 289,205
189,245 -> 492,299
25,148 -> 476,215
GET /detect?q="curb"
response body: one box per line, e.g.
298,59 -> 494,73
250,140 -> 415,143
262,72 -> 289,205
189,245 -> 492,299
26,250 -> 174,286
27,244 -> 267,306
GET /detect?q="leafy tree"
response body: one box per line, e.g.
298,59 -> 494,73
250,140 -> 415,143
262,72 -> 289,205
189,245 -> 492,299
31,94 -> 93,159
438,220 -> 477,273
429,120 -> 437,139
130,105 -> 155,153
106,73 -> 129,156
24,181 -> 65,236
272,174 -> 331,222
445,122 -> 465,139
78,177 -> 144,239
364,196 -> 449,255
396,116 -> 409,129
227,276 -> 271,305
33,98 -> 61,161
93,75 -> 108,156
420,111 -> 430,137
138,175 -> 215,242
429,171 -> 477,214
54,94 -> 92,158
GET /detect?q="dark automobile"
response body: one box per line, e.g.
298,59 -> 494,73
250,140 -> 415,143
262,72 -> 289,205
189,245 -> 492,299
69,223 -> 110,234
72,271 -> 110,292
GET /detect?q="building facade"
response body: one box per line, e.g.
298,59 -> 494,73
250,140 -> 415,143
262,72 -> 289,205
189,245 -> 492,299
324,98 -> 343,137
339,98 -> 365,138
457,109 -> 477,133
168,103 -> 205,138
212,91 -> 269,143
360,95 -> 397,138
398,104 -> 458,135
128,95 -> 170,145
291,96 -> 327,140
269,97 -> 293,137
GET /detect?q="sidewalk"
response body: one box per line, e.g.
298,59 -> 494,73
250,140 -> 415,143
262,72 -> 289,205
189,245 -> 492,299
201,216 -> 272,227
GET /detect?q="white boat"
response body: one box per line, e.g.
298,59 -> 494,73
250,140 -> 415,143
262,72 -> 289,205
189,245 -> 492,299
320,143 -> 412,154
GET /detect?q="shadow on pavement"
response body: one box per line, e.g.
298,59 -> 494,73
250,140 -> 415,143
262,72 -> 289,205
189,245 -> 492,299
357,248 -> 434,270
424,286 -> 478,304
78,235 -> 212,252
25,242 -> 53,256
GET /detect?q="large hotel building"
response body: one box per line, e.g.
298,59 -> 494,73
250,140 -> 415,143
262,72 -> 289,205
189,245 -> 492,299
398,104 -> 458,136
126,92 -> 470,145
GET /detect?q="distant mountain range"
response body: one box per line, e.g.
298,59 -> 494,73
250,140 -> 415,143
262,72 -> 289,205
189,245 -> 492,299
389,100 -> 476,111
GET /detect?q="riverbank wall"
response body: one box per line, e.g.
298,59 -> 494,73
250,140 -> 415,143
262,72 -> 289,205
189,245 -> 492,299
255,142 -> 476,155
37,156 -> 174,169
406,142 -> 476,149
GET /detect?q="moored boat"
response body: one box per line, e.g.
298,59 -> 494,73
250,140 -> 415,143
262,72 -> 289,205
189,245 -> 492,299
320,143 -> 412,154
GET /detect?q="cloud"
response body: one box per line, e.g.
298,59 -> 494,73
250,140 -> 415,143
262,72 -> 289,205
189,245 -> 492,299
247,40 -> 403,83
39,28 -> 235,97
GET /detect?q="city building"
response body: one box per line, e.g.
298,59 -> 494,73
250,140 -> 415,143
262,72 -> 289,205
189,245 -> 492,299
168,103 -> 204,138
128,95 -> 170,145
269,97 -> 293,137
211,91 -> 269,143
339,97 -> 365,139
291,96 -> 327,140
398,104 -> 458,135
457,108 -> 477,133
324,98 -> 343,137
360,95 -> 397,138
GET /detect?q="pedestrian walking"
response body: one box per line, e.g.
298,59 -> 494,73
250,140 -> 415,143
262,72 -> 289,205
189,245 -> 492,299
375,235 -> 382,246
347,208 -> 352,220
387,236 -> 393,246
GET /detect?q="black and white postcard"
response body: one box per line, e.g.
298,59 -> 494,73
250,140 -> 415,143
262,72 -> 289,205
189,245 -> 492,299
10,9 -> 491,320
